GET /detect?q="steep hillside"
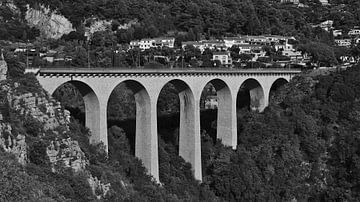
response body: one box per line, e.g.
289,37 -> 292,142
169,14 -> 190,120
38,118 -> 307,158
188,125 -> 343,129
0,52 -> 216,201
1,0 -> 360,42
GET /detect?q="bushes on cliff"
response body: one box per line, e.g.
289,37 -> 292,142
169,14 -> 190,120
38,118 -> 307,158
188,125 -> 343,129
0,150 -> 64,201
4,52 -> 24,79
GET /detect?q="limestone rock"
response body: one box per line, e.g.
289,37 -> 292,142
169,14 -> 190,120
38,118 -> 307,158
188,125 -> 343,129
0,51 -> 7,81
47,138 -> 88,172
0,123 -> 28,165
88,174 -> 111,199
25,5 -> 74,39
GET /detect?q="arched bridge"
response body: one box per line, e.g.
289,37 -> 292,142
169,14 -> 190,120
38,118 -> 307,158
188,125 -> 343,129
33,68 -> 301,182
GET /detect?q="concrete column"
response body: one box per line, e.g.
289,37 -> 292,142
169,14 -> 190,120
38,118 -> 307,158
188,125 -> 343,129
134,89 -> 159,182
217,87 -> 237,149
84,92 -> 104,146
179,89 -> 202,181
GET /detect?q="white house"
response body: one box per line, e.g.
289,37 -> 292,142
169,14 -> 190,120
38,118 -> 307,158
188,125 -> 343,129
333,30 -> 343,37
202,40 -> 226,50
223,37 -> 247,48
153,37 -> 175,49
238,44 -> 262,54
280,0 -> 300,4
348,29 -> 360,36
130,37 -> 175,50
212,51 -> 232,67
335,39 -> 352,47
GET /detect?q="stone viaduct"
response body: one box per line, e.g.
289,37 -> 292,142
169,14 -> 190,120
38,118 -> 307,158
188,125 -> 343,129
33,68 -> 301,182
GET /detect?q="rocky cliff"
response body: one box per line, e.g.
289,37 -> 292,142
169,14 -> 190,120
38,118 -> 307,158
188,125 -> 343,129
25,5 -> 74,39
0,75 -> 110,199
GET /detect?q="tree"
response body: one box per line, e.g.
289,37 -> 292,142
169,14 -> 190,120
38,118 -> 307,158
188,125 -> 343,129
4,52 -> 25,79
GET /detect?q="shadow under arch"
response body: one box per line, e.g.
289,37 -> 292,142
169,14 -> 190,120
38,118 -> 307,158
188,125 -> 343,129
200,78 -> 234,146
52,80 -> 101,144
237,78 -> 265,112
157,79 -> 202,180
108,79 -> 152,156
270,78 -> 288,97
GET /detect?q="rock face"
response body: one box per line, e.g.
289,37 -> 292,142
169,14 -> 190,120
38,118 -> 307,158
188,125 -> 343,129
0,51 -> 7,81
0,78 -> 110,198
47,138 -> 88,172
0,124 -> 27,165
25,5 -> 74,39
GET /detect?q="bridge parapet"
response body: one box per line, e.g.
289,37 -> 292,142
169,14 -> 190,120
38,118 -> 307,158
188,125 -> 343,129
34,68 -> 301,77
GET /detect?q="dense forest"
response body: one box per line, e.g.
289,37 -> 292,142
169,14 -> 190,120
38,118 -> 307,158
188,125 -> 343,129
0,0 -> 359,43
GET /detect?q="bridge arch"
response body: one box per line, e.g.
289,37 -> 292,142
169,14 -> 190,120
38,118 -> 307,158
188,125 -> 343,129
269,78 -> 289,104
52,80 -> 101,145
237,78 -> 266,112
270,78 -> 288,93
200,78 -> 236,148
157,79 -> 202,180
108,79 -> 158,181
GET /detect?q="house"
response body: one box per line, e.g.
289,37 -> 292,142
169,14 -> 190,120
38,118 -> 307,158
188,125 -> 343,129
212,51 -> 232,67
129,40 -> 140,49
282,50 -> 303,61
129,37 -> 175,50
319,0 -> 329,6
335,39 -> 352,47
202,40 -> 226,51
348,29 -> 360,36
43,50 -> 57,63
280,0 -> 300,4
316,20 -> 334,32
223,37 -> 247,48
152,37 -> 175,49
244,36 -> 269,45
238,44 -> 262,54
333,30 -> 343,37
274,43 -> 295,52
139,38 -> 153,50
251,49 -> 267,61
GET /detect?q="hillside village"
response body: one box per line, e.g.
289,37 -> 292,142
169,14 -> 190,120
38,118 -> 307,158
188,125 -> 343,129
4,27 -> 360,70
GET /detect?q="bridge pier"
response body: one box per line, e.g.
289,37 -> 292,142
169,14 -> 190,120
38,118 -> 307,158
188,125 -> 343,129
134,88 -> 159,182
179,89 -> 202,181
215,82 -> 237,149
86,95 -> 108,151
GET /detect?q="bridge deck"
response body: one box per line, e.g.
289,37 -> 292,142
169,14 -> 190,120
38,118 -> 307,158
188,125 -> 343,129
31,67 -> 301,75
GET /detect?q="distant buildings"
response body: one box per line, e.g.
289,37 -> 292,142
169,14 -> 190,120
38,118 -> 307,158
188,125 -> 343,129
313,20 -> 334,32
280,0 -> 299,4
335,39 -> 352,47
182,40 -> 226,52
129,37 -> 175,50
319,0 -> 329,6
